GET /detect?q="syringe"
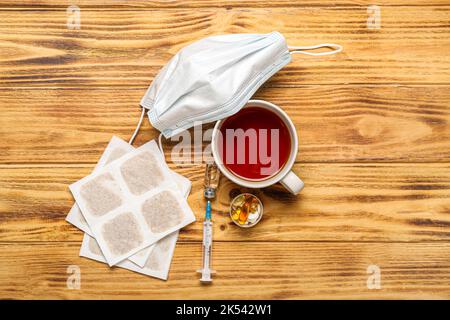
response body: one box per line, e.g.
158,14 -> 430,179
197,200 -> 215,283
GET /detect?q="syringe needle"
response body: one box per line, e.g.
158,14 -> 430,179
198,200 -> 215,283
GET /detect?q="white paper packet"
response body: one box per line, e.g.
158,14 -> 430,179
79,160 -> 191,280
70,140 -> 196,266
80,231 -> 178,280
66,136 -> 181,267
66,136 -> 132,237
66,136 -> 151,266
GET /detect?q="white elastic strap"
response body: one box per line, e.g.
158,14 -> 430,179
157,132 -> 164,153
128,107 -> 146,145
157,132 -> 169,164
288,43 -> 342,56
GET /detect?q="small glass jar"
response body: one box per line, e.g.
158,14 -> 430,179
229,193 -> 264,228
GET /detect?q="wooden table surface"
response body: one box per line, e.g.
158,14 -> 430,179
1,0 -> 450,300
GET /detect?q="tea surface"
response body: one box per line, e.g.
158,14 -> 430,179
218,107 -> 291,180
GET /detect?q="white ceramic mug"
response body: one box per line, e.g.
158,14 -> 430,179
211,99 -> 304,194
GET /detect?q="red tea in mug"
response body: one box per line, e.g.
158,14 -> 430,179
218,106 -> 291,180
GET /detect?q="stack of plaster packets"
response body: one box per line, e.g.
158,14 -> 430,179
66,136 -> 194,280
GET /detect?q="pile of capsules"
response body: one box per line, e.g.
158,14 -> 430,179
230,193 -> 263,227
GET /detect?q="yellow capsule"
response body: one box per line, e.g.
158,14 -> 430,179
231,208 -> 240,220
238,201 -> 250,224
233,195 -> 245,207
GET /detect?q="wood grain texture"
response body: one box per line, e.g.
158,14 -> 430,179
0,241 -> 449,299
1,1 -> 449,9
1,2 -> 450,300
1,163 -> 449,242
0,7 -> 449,87
1,86 -> 449,164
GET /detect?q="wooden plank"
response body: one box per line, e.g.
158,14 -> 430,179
0,241 -> 449,299
1,1 -> 449,9
1,163 -> 449,242
0,8 -> 449,87
1,86 -> 449,164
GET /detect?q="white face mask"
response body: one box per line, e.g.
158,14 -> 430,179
132,32 -> 341,141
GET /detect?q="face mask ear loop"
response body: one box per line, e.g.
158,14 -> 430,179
128,107 -> 146,145
288,43 -> 342,56
157,132 -> 164,154
157,132 -> 169,164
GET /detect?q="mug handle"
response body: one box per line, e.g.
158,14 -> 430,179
280,171 -> 304,195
